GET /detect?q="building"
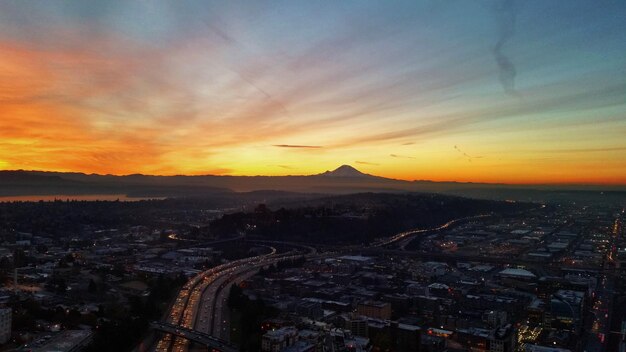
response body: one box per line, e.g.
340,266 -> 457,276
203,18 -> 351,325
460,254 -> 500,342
524,344 -> 572,352
490,324 -> 516,352
454,324 -> 515,352
0,308 -> 11,344
396,323 -> 421,351
282,341 -> 316,352
329,329 -> 372,352
548,290 -> 584,331
295,301 -> 324,320
498,268 -> 536,280
421,334 -> 446,352
338,314 -> 369,337
484,310 -> 508,327
527,299 -> 547,326
262,326 -> 298,352
32,330 -> 93,352
356,301 -> 391,320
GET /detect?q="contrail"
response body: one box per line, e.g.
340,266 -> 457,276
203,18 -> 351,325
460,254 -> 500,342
454,145 -> 483,162
493,0 -> 518,95
203,20 -> 292,116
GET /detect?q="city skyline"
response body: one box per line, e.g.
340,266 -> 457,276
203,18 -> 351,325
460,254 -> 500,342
1,1 -> 625,184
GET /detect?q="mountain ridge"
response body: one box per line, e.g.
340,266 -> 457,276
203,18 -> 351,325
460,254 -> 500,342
1,166 -> 625,203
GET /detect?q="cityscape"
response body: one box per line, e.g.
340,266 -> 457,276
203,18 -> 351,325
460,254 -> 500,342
0,171 -> 624,352
1,1 -> 626,352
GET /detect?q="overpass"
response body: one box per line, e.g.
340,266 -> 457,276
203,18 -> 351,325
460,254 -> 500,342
151,321 -> 238,352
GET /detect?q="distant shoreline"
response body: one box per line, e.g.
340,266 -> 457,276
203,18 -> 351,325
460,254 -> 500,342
0,194 -> 166,202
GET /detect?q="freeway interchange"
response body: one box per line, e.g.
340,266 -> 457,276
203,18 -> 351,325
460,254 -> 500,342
147,215 -> 488,352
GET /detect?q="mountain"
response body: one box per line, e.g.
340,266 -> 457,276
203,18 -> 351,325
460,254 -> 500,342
1,166 -> 625,203
319,165 -> 372,178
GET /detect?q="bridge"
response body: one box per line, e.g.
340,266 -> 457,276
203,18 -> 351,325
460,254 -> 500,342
151,321 -> 238,352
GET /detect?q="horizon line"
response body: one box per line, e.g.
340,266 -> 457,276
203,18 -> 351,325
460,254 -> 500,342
2,167 -> 626,188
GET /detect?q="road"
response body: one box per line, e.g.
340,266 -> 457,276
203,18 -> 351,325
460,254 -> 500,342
584,215 -> 621,352
150,322 -> 238,352
152,245 -> 279,351
149,213 -> 499,351
152,244 -> 308,352
371,213 -> 492,248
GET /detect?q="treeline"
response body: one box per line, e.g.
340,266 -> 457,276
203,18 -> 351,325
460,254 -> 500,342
9,274 -> 185,351
258,256 -> 306,276
84,273 -> 186,352
0,199 -> 226,237
210,193 -> 533,244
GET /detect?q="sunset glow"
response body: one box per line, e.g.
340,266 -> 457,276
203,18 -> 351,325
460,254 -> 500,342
1,1 -> 625,184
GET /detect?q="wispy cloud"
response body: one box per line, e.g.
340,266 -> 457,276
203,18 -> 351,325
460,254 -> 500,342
273,144 -> 322,149
0,1 -> 624,183
355,161 -> 379,166
492,0 -> 519,95
390,154 -> 415,159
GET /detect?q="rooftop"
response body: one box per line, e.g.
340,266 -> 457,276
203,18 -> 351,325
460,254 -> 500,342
498,268 -> 536,278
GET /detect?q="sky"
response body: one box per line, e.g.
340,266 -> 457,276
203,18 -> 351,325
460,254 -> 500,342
0,0 -> 625,184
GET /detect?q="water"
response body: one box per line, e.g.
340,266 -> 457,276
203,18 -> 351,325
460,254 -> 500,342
0,194 -> 165,202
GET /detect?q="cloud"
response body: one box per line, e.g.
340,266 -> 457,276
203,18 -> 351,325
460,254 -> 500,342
390,154 -> 415,159
355,161 -> 379,166
208,168 -> 232,175
492,0 -> 518,95
0,1 -> 624,183
507,146 -> 626,154
272,144 -> 322,149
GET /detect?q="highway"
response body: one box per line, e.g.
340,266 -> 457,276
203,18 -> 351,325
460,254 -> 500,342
149,213 -> 497,351
152,244 -> 309,352
371,213 -> 492,248
151,322 -> 238,352
153,245 -> 277,352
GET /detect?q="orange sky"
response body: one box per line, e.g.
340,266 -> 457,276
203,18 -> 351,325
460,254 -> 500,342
1,1 -> 625,185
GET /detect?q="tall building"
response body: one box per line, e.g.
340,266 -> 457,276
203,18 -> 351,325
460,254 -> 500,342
0,308 -> 11,344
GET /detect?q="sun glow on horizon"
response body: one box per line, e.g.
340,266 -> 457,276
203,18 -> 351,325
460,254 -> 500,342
1,1 -> 625,185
